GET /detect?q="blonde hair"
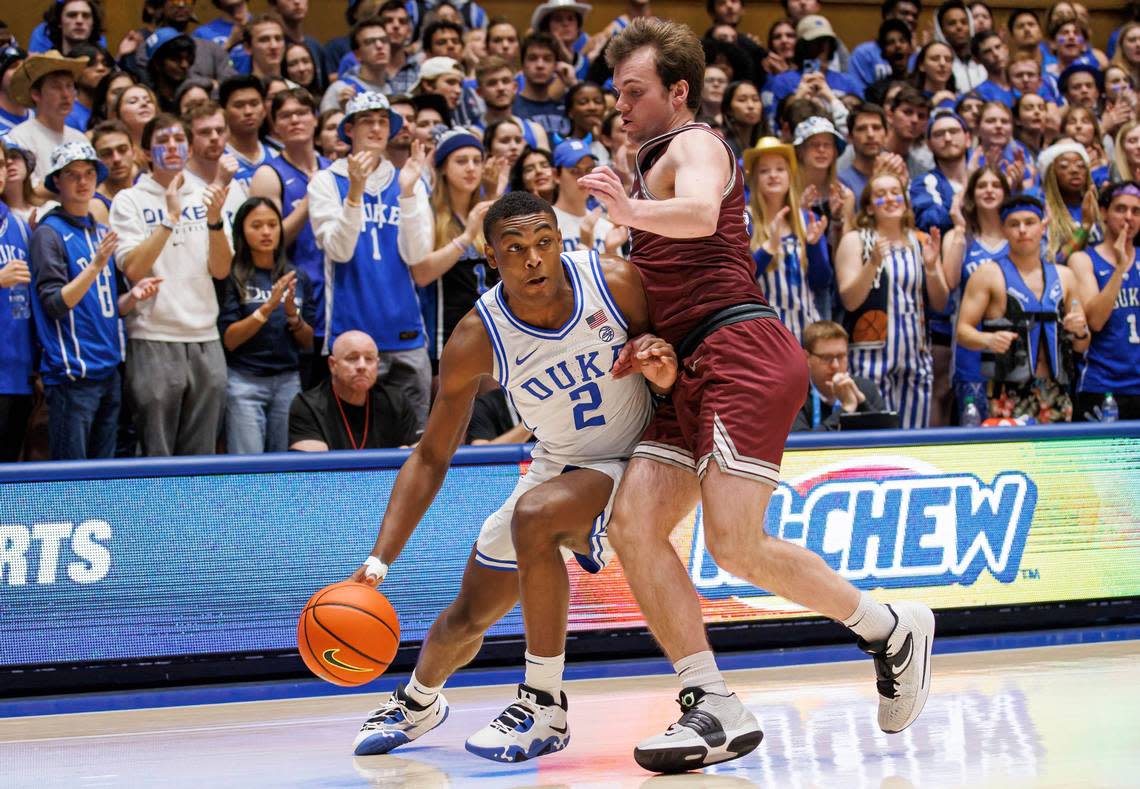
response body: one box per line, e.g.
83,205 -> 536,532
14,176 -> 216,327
1041,152 -> 1096,264
431,146 -> 488,249
1112,21 -> 1140,84
856,171 -> 915,232
748,154 -> 806,273
1114,120 -> 1140,181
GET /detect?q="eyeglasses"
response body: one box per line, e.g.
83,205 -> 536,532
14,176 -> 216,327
276,109 -> 313,122
809,351 -> 847,365
359,36 -> 389,48
566,161 -> 595,176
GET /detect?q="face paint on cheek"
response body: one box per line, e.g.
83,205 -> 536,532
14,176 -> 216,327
152,141 -> 189,170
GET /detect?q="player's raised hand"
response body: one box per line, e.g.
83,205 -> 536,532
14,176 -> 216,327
577,165 -> 634,226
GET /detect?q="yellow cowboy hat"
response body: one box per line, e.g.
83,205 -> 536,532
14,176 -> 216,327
743,136 -> 798,182
8,50 -> 86,109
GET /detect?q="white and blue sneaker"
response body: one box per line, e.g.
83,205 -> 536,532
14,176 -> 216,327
464,683 -> 570,762
858,601 -> 936,733
352,683 -> 449,756
633,687 -> 763,774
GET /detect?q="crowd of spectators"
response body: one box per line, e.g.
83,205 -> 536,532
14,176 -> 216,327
1,0 -> 1139,461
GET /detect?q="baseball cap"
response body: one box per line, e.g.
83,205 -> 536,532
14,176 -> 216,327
552,137 -> 594,169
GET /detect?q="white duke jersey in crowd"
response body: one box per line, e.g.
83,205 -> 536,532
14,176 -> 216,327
474,249 -> 652,465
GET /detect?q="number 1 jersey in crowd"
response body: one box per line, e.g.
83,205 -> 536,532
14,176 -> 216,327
474,249 -> 652,466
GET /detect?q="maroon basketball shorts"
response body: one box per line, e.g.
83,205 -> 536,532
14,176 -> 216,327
633,317 -> 808,486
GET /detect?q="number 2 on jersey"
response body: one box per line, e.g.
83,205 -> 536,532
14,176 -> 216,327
570,382 -> 606,430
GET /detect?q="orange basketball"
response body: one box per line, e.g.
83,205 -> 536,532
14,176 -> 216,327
852,309 -> 888,344
297,581 -> 400,687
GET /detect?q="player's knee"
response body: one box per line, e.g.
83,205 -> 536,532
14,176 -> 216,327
510,491 -> 563,551
606,515 -> 642,558
704,522 -> 767,576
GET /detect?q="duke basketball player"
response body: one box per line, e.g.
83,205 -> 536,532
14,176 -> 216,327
346,192 -> 678,762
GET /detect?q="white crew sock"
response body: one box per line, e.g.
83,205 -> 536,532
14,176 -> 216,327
404,670 -> 443,707
524,651 -> 566,698
842,592 -> 897,644
674,650 -> 728,695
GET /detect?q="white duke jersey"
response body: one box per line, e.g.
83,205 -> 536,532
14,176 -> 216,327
474,249 -> 652,465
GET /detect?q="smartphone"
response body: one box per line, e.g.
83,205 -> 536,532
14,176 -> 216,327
803,59 -> 821,75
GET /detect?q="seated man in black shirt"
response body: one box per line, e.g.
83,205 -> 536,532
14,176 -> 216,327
465,386 -> 533,445
792,321 -> 887,432
289,330 -> 420,451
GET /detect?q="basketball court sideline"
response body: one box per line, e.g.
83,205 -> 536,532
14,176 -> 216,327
1,636 -> 1136,788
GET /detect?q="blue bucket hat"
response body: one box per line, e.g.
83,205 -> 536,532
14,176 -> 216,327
337,91 -> 404,144
44,141 -> 107,194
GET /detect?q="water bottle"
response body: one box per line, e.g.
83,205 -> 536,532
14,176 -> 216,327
8,283 -> 30,320
1102,393 -> 1119,423
962,397 -> 981,427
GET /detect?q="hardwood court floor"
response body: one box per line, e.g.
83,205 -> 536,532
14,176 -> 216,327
1,639 -> 1136,788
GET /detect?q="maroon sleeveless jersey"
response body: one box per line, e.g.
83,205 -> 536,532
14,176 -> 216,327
629,123 -> 768,347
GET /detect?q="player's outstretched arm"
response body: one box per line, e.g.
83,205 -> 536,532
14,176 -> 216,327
349,312 -> 492,585
577,130 -> 731,238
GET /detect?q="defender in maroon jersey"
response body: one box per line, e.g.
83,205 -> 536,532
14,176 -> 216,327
580,18 -> 936,774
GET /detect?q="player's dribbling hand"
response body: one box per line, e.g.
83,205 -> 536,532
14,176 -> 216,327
348,565 -> 381,587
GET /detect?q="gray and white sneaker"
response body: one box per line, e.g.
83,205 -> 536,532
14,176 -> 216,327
352,683 -> 449,755
633,687 -> 763,774
859,601 -> 936,733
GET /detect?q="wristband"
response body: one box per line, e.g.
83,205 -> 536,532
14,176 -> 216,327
363,556 -> 389,581
207,220 -> 224,231
251,309 -> 268,323
159,216 -> 176,231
